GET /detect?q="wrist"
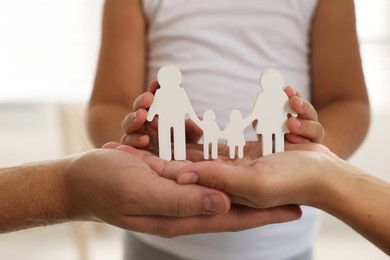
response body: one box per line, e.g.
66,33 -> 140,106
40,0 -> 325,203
0,159 -> 78,233
304,151 -> 356,214
62,154 -> 96,222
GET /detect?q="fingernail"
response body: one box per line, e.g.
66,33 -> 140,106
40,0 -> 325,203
205,194 -> 227,214
178,173 -> 199,184
138,135 -> 148,142
133,111 -> 137,121
299,98 -> 304,108
136,96 -> 141,108
290,87 -> 296,95
294,119 -> 301,128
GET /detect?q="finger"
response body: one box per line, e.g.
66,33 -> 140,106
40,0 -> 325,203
118,205 -> 302,237
132,91 -> 154,111
284,86 -> 296,98
112,144 -> 152,159
122,109 -> 148,134
186,149 -> 206,162
121,134 -> 150,147
143,154 -> 191,180
229,195 -> 261,208
284,142 -> 329,154
115,171 -> 230,216
285,132 -> 310,144
243,141 -> 262,159
289,96 -> 318,121
284,86 -> 302,98
185,119 -> 203,143
287,117 -> 324,143
102,142 -> 122,149
115,145 -> 191,180
177,162 -> 250,196
154,182 -> 231,215
148,80 -> 160,93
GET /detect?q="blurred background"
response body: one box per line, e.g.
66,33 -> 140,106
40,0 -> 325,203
0,0 -> 389,259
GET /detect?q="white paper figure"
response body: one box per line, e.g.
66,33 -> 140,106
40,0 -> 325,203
249,68 -> 296,156
147,65 -> 200,161
198,110 -> 222,160
222,109 -> 252,159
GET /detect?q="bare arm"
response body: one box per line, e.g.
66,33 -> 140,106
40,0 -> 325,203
88,0 -> 146,147
311,0 -> 370,159
0,159 -> 76,233
0,147 -> 303,236
317,159 -> 390,255
0,149 -> 227,235
176,143 -> 390,254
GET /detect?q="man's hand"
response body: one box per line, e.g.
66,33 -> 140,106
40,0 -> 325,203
65,144 -> 301,237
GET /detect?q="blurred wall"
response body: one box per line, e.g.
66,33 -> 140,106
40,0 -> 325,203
0,1 -> 389,260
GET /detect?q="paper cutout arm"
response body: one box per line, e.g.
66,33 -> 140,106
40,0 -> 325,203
180,89 -> 201,125
284,100 -> 297,118
147,90 -> 160,122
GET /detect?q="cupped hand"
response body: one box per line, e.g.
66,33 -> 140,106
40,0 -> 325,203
177,142 -> 336,209
284,86 -> 324,144
97,142 -> 302,236
121,81 -> 159,152
65,146 -> 230,235
121,81 -> 203,155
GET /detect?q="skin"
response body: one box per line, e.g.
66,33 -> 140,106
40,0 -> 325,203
0,148 -> 301,237
88,0 -> 146,147
88,0 -> 369,160
119,83 -> 324,158
173,143 -> 390,255
103,142 -> 390,255
310,0 -> 370,158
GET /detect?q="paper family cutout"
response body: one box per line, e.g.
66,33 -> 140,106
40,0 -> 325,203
147,65 -> 296,161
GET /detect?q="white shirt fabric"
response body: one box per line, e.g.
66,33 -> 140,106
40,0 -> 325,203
132,0 -> 320,259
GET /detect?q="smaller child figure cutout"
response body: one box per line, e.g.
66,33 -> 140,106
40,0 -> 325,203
250,68 -> 297,156
198,110 -> 222,160
222,110 -> 252,159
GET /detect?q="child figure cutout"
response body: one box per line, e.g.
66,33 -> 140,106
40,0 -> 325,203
198,110 -> 222,160
147,65 -> 199,161
250,68 -> 297,156
222,109 -> 252,159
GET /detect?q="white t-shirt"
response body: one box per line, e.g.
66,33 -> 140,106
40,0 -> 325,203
132,1 -> 320,259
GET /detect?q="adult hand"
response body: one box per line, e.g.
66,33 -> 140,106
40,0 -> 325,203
177,143 -> 337,208
65,144 -> 301,237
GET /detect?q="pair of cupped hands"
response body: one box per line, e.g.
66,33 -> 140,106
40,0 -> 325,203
71,81 -> 328,237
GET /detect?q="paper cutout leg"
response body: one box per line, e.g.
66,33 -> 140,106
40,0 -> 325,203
173,121 -> 186,160
261,133 -> 273,156
274,133 -> 285,153
158,126 -> 172,161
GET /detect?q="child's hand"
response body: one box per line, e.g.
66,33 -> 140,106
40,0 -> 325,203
121,81 -> 159,153
284,86 -> 324,144
121,81 -> 203,155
